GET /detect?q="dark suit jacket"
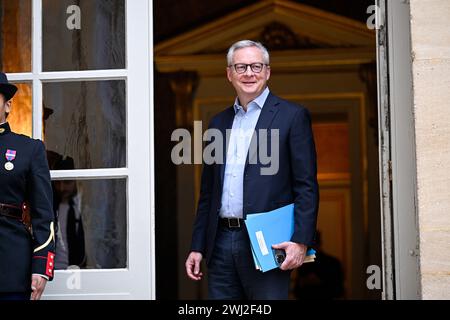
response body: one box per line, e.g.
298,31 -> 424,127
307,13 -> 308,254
190,92 -> 319,264
0,122 -> 55,292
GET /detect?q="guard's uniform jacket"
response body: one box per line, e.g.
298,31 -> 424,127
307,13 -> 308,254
0,122 -> 55,293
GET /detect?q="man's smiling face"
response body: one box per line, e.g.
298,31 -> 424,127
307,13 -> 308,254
227,46 -> 270,106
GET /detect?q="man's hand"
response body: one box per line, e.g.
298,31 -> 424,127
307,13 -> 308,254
30,274 -> 47,300
185,251 -> 203,281
272,242 -> 307,271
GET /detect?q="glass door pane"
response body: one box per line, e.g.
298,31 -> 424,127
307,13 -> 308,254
53,178 -> 127,270
0,0 -> 32,72
43,80 -> 126,169
42,0 -> 125,71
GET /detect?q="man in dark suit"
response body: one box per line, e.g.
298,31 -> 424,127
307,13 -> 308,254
52,156 -> 86,269
0,72 -> 55,300
185,40 -> 319,299
42,107 -> 86,269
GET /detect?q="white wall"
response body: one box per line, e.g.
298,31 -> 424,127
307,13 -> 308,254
410,0 -> 450,299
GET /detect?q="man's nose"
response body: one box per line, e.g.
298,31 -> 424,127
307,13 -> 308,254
244,66 -> 254,76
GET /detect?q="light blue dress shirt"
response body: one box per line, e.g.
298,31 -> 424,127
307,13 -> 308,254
219,87 -> 270,218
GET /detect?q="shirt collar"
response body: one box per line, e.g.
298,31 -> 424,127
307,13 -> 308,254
0,122 -> 11,135
233,87 -> 270,114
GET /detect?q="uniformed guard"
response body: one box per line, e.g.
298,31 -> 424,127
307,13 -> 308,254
0,72 -> 55,300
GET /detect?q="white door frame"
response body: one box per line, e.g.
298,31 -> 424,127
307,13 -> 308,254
8,0 -> 155,299
377,0 -> 421,299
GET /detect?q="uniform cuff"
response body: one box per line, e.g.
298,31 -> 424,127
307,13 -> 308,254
32,273 -> 49,281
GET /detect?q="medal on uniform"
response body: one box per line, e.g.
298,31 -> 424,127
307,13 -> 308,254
5,149 -> 16,171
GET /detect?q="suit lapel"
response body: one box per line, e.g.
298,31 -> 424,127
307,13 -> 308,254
245,93 -> 280,168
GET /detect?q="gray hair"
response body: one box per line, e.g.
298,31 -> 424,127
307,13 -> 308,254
226,40 -> 270,66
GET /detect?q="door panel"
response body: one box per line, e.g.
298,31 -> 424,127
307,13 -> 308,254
0,0 -> 155,299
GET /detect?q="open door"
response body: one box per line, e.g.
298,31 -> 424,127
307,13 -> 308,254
5,0 -> 154,299
376,0 -> 421,299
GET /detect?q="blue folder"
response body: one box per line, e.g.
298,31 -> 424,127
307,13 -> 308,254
245,203 -> 316,272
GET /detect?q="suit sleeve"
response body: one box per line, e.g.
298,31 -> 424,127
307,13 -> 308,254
28,140 -> 55,280
289,107 -> 319,246
190,122 -> 216,254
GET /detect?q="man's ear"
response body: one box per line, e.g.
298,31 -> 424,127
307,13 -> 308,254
226,67 -> 233,82
4,100 -> 12,114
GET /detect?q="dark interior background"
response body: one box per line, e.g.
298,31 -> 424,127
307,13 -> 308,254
153,0 -> 375,300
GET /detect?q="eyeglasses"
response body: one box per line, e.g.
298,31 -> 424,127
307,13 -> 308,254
230,63 -> 268,74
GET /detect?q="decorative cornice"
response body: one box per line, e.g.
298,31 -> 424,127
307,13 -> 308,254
155,0 -> 375,56
260,22 -> 330,50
